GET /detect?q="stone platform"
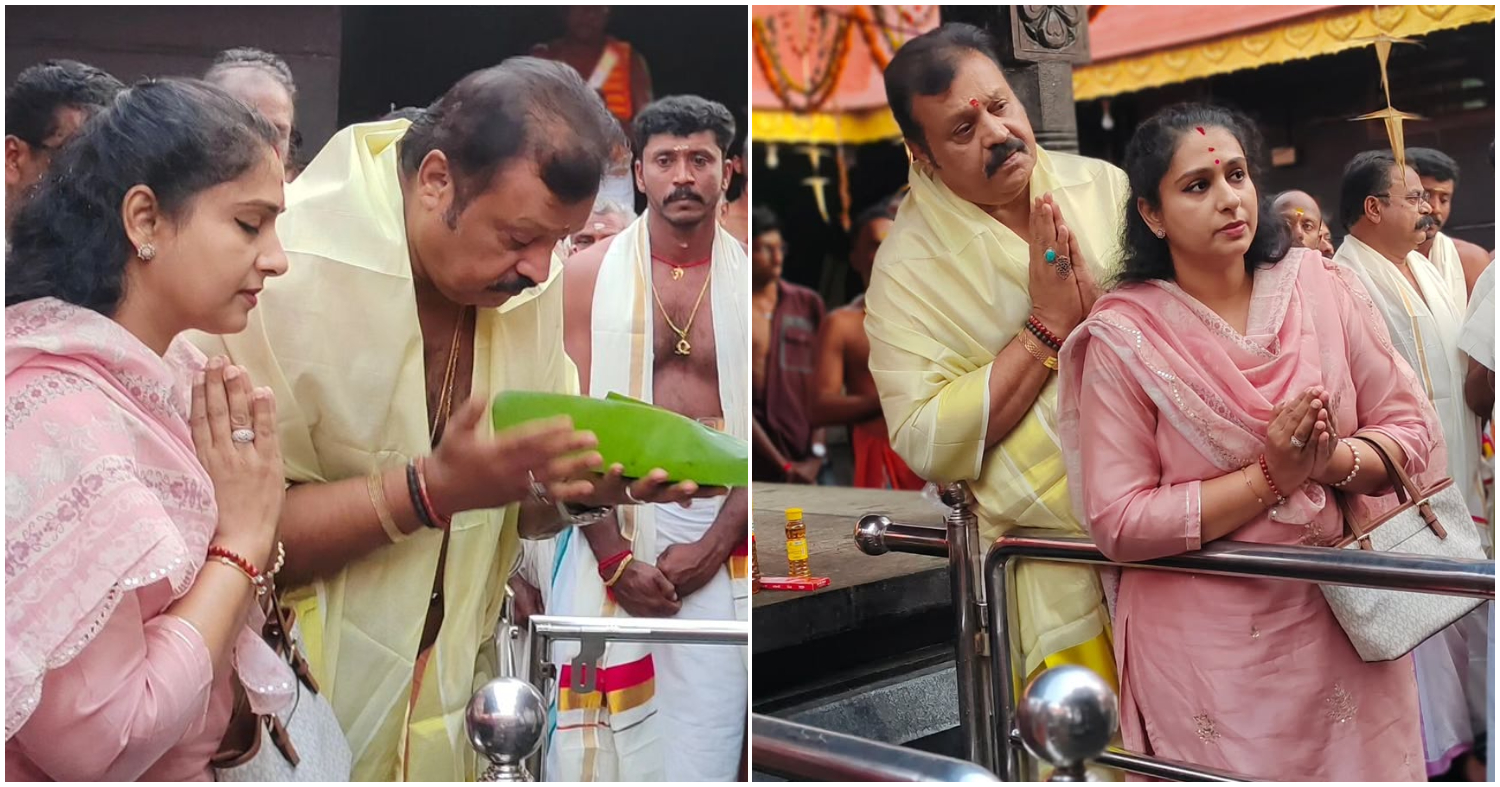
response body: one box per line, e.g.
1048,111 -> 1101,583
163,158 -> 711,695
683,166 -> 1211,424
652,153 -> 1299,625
752,483 -> 949,654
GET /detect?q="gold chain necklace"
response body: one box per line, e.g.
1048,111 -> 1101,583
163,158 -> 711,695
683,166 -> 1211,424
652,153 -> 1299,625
431,305 -> 469,444
651,266 -> 713,356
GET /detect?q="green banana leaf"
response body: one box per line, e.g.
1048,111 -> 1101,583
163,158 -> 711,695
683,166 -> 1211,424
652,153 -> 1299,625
491,391 -> 748,488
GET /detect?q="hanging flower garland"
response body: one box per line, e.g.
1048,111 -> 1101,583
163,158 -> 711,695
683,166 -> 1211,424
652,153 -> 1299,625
753,10 -> 856,113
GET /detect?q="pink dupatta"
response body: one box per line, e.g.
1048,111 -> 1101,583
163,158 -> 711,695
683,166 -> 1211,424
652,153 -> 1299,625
1058,248 -> 1445,544
5,298 -> 293,740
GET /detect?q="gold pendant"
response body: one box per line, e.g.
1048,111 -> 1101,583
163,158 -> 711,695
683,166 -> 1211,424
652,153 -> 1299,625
672,266 -> 684,280
675,337 -> 692,356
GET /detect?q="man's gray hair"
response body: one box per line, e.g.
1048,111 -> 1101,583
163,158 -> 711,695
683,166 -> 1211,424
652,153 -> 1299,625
591,197 -> 637,222
205,47 -> 297,99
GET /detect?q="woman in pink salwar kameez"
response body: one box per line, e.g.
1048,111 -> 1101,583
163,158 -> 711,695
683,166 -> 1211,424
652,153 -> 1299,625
6,79 -> 291,780
1058,104 -> 1436,781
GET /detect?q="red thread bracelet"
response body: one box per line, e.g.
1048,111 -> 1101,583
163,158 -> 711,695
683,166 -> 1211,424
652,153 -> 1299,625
596,549 -> 632,578
207,545 -> 267,596
415,457 -> 452,528
1257,454 -> 1285,503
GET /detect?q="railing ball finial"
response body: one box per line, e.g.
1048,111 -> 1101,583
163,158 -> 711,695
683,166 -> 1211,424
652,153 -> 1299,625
1016,665 -> 1119,781
466,677 -> 547,781
939,481 -> 974,510
854,514 -> 894,555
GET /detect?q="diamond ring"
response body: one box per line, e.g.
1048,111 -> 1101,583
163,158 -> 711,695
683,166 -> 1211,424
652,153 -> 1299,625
1290,435 -> 1306,449
231,429 -> 256,444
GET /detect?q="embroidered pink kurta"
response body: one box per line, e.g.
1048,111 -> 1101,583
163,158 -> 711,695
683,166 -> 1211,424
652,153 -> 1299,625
1059,250 -> 1434,781
6,583 -> 230,781
5,299 -> 293,781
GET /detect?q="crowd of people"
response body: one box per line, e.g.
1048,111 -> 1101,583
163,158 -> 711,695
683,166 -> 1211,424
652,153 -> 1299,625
769,22 -> 1491,781
5,21 -> 749,782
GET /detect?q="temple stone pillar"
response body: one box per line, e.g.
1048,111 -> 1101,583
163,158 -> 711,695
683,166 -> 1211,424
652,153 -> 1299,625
940,5 -> 1091,154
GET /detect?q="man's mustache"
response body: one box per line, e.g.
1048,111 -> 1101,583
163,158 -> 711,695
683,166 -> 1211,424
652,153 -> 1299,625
985,137 -> 1029,178
1417,215 -> 1438,232
489,275 -> 537,295
666,187 -> 705,204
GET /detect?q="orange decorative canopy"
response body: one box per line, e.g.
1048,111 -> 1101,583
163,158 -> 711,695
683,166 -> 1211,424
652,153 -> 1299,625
1075,4 -> 1496,100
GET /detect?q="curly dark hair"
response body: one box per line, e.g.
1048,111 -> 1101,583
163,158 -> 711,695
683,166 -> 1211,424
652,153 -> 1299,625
6,78 -> 279,315
1116,102 -> 1289,286
6,59 -> 123,146
633,95 -> 736,158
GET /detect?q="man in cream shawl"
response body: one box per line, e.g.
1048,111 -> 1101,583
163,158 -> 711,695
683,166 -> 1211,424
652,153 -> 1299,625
1410,146 -> 1490,307
1334,149 -> 1489,778
864,23 -> 1127,686
555,95 -> 749,782
191,60 -> 690,781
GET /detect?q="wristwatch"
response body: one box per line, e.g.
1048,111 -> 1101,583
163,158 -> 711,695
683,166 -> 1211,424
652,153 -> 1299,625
559,501 -> 614,527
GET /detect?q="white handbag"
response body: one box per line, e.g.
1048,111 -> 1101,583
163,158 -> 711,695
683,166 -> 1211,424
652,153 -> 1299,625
1322,436 -> 1488,662
214,598 -> 352,781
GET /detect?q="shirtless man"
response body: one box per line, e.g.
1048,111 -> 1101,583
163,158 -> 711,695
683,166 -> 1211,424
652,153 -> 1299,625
559,95 -> 748,782
810,198 -> 924,489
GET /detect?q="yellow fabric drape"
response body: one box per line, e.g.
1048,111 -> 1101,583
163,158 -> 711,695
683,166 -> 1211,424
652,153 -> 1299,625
864,147 -> 1128,678
191,119 -> 577,781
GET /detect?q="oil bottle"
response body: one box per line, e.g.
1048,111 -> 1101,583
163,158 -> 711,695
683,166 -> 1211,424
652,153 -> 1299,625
784,508 -> 810,579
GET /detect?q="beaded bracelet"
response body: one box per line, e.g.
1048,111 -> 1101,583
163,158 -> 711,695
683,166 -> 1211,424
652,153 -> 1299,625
1026,315 -> 1064,351
267,540 -> 286,576
603,554 -> 635,588
1332,438 -> 1362,488
207,545 -> 268,597
1257,454 -> 1286,504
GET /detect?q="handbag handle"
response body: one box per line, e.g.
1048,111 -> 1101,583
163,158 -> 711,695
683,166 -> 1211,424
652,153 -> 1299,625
1347,435 -> 1447,539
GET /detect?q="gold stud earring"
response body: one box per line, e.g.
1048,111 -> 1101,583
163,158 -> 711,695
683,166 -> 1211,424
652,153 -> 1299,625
138,243 -> 156,261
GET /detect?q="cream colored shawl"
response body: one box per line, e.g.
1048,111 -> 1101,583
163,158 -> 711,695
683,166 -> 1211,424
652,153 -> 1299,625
1335,234 -> 1485,521
546,213 -> 749,780
864,147 -> 1129,674
191,120 -> 578,781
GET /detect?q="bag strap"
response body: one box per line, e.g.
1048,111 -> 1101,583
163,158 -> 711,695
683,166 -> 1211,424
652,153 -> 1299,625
1347,435 -> 1447,539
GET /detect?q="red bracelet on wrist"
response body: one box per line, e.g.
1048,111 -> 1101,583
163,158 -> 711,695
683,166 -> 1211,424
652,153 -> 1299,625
1026,316 -> 1064,351
1257,454 -> 1286,504
596,549 -> 632,578
415,457 -> 452,528
782,461 -> 794,475
207,545 -> 268,596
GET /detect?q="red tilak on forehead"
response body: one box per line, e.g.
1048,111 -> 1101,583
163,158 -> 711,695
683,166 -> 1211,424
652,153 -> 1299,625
1196,126 -> 1206,135
970,98 -> 981,108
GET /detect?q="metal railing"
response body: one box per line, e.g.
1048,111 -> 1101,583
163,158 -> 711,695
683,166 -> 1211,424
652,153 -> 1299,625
753,713 -> 1001,782
856,481 -> 1496,782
